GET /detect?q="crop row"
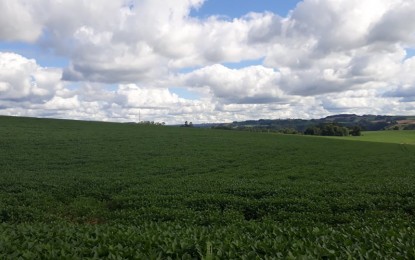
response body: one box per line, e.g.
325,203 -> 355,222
1,220 -> 414,259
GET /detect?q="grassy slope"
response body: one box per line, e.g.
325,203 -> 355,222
309,130 -> 415,145
359,130 -> 415,144
1,116 -> 415,258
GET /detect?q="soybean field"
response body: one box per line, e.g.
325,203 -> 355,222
1,116 -> 415,258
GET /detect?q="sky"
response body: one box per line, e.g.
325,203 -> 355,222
1,0 -> 415,124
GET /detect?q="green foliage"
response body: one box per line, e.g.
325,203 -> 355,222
350,126 -> 362,136
1,220 -> 415,258
304,126 -> 321,136
137,121 -> 165,126
305,124 -> 350,136
403,124 -> 415,130
1,116 -> 415,258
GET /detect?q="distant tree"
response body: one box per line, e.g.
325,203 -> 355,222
341,127 -> 349,136
404,124 -> 415,130
279,128 -> 298,134
182,121 -> 194,127
333,125 -> 349,136
304,126 -> 321,135
212,125 -> 233,130
321,124 -> 335,136
138,121 -> 166,126
305,124 -> 349,136
320,124 -> 349,136
350,126 -> 362,136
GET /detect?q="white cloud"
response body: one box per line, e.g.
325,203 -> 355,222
0,52 -> 214,124
368,0 -> 415,45
44,96 -> 80,110
289,0 -> 394,52
0,52 -> 63,102
0,1 -> 43,42
180,64 -> 288,104
2,0 -> 415,122
383,56 -> 415,101
2,0 -> 274,83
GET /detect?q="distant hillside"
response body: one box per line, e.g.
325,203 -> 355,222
210,114 -> 415,132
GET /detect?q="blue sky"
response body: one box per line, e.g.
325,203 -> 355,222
407,48 -> 415,59
191,0 -> 300,18
0,42 -> 69,68
1,0 -> 415,124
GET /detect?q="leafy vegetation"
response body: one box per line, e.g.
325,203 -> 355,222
1,115 -> 415,258
304,123 -> 354,136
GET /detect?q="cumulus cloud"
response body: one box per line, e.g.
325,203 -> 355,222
0,52 -> 213,124
1,0 -> 274,83
179,64 -> 287,104
0,52 -> 63,102
2,0 -> 415,122
0,1 -> 43,42
368,0 -> 415,45
320,89 -> 393,114
383,56 -> 415,101
289,0 -> 393,52
259,0 -> 415,99
0,51 -> 331,123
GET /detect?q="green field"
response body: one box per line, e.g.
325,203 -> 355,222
359,130 -> 415,144
318,130 -> 415,145
1,116 -> 415,258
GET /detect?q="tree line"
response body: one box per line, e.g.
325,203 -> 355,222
304,124 -> 361,136
212,123 -> 362,136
